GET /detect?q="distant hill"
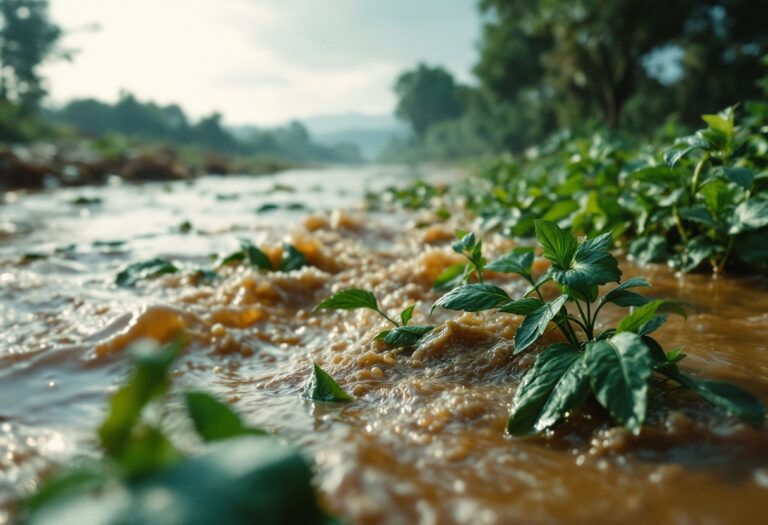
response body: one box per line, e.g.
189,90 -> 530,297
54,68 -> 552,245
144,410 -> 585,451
302,113 -> 407,161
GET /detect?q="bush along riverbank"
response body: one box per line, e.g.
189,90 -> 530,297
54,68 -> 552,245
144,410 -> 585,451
372,104 -> 768,274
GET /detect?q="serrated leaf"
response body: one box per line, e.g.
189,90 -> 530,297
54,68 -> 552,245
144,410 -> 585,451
279,244 -> 307,272
485,248 -> 534,277
498,297 -> 544,315
431,283 -> 510,313
506,343 -> 588,436
304,364 -> 353,402
115,258 -> 179,287
184,392 -> 266,443
514,295 -> 568,354
382,325 -> 434,347
666,370 -> 765,427
534,220 -> 578,267
314,289 -> 378,312
584,332 -> 653,434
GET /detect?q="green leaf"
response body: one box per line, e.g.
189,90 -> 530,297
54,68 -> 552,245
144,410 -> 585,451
716,166 -> 754,189
666,371 -> 765,427
98,340 -> 182,456
600,277 -> 651,308
636,314 -> 668,336
279,244 -> 307,272
314,289 -> 378,312
670,236 -> 720,272
514,295 -> 569,354
184,392 -> 266,443
485,248 -> 534,277
664,134 -> 709,167
628,235 -> 667,266
115,258 -> 179,287
242,241 -> 273,271
506,343 -> 588,436
534,220 -> 578,267
431,283 -> 510,313
680,205 -> 720,229
382,325 -> 434,347
498,297 -> 544,315
452,231 -> 476,254
734,230 -> 768,264
114,425 -> 181,478
304,364 -> 353,402
729,198 -> 768,234
616,300 -> 686,334
400,305 -> 415,326
549,232 -> 621,293
219,250 -> 246,266
432,263 -> 468,290
28,437 -> 329,525
584,332 -> 653,434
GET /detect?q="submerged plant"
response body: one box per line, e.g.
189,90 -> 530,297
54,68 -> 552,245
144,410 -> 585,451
314,289 -> 434,348
24,338 -> 339,525
432,222 -> 765,436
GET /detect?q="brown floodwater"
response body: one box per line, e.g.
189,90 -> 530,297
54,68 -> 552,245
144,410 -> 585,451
1,165 -> 768,525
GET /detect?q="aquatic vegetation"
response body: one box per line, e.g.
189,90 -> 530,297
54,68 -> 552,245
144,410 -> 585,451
432,222 -> 765,435
305,363 -> 354,402
315,289 -> 434,348
219,240 -> 307,272
115,258 -> 179,287
23,339 -> 338,525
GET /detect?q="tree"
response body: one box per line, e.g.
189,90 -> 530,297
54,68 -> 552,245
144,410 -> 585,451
0,0 -> 62,108
394,64 -> 465,138
476,0 -> 768,129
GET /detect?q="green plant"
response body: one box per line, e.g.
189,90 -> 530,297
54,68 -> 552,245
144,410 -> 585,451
432,222 -> 765,436
219,240 -> 307,272
314,289 -> 434,348
24,338 -> 340,525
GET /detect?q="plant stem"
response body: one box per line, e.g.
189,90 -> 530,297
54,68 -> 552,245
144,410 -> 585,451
716,236 -> 735,273
573,300 -> 590,339
691,154 -> 709,198
376,310 -> 400,327
673,207 -> 688,241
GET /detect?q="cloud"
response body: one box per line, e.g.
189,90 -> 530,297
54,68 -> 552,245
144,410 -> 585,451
42,0 -> 479,125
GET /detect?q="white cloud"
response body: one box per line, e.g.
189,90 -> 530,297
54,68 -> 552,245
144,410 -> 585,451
41,0 -> 478,125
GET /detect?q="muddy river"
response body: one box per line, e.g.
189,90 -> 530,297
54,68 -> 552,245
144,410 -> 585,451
1,165 -> 768,524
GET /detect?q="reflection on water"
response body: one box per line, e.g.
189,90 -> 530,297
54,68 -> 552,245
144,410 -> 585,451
1,164 -> 768,524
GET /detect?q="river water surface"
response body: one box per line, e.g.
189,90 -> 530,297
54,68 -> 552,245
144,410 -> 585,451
1,165 -> 768,524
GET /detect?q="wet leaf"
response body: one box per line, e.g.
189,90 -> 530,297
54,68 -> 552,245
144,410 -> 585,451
584,332 -> 653,434
485,247 -> 534,277
600,277 -> 651,307
498,297 -> 544,315
666,371 -> 765,427
279,244 -> 306,272
242,241 -> 273,271
304,364 -> 353,402
400,305 -> 415,326
534,219 -> 577,267
432,263 -> 468,290
185,392 -> 266,443
507,343 -> 588,436
431,283 -> 510,313
314,289 -> 378,312
729,198 -> 768,235
115,258 -> 179,287
628,235 -> 667,266
616,300 -> 686,334
382,325 -> 434,347
514,294 -> 568,354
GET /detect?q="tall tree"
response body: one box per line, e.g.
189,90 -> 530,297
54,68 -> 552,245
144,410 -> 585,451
476,0 -> 768,128
0,0 -> 62,108
394,64 -> 465,138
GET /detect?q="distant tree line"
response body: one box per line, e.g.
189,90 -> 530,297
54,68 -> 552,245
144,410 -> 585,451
48,93 -> 362,163
0,0 -> 361,164
387,0 -> 768,160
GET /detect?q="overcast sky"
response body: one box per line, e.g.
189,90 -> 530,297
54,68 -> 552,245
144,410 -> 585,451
41,0 -> 480,126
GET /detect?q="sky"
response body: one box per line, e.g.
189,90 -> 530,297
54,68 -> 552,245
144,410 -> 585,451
41,0 -> 481,126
